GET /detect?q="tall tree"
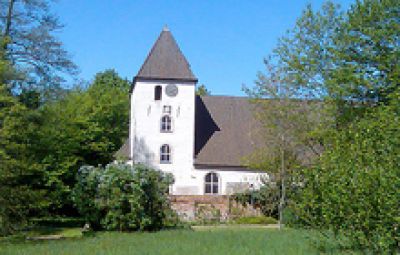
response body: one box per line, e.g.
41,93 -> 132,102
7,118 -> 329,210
294,91 -> 400,252
0,50 -> 45,235
250,0 -> 399,251
244,1 -> 341,228
34,70 -> 130,213
328,0 -> 400,104
0,0 -> 78,92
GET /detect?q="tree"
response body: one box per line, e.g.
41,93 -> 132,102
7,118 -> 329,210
1,0 -> 78,92
290,1 -> 400,252
327,0 -> 400,104
248,0 -> 399,252
33,69 -> 130,214
244,1 -> 340,228
294,93 -> 400,252
196,84 -> 211,96
245,63 -> 323,229
0,55 -> 46,234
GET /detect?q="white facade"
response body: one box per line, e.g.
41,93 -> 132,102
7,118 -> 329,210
129,80 -> 267,195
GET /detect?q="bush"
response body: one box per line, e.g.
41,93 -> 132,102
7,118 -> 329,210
232,183 -> 279,218
71,166 -> 103,229
292,100 -> 400,253
30,217 -> 85,228
234,216 -> 277,225
72,163 -> 175,231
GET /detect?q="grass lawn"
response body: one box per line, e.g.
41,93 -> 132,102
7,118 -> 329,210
0,227 -> 355,255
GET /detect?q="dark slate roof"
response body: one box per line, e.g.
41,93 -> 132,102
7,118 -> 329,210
115,96 -> 320,168
135,27 -> 197,82
194,96 -> 266,167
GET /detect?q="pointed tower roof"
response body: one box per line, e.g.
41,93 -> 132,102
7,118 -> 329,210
135,27 -> 197,82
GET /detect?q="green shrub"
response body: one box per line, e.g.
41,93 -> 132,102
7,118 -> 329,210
231,183 -> 279,218
195,204 -> 222,225
234,216 -> 277,225
72,163 -> 175,231
293,99 -> 400,253
71,166 -> 103,228
30,217 -> 85,228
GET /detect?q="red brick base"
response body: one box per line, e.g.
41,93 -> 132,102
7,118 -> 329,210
170,195 -> 261,221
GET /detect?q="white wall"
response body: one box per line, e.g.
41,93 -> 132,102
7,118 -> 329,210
130,80 -> 196,194
184,169 -> 269,195
130,80 -> 268,195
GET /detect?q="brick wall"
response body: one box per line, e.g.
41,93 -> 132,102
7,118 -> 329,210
170,195 -> 261,221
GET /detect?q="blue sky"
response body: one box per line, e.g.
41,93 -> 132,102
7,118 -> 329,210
54,0 -> 353,96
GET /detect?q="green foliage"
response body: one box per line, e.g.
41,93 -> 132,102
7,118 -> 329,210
0,84 -> 46,235
293,97 -> 400,253
244,2 -> 339,230
234,216 -> 277,225
328,0 -> 400,103
34,69 -> 130,213
246,0 -> 399,252
70,166 -> 102,228
1,0 -> 78,92
195,204 -> 222,225
196,84 -> 211,96
232,184 -> 279,218
30,217 -> 86,228
72,163 -> 175,231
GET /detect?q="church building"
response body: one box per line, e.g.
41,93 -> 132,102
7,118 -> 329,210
117,27 -> 268,196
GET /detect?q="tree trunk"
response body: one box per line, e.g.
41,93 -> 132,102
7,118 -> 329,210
3,0 -> 15,50
278,135 -> 285,230
4,0 -> 15,37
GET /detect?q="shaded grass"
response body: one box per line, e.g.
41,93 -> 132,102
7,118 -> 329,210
25,227 -> 83,238
0,228 -> 357,255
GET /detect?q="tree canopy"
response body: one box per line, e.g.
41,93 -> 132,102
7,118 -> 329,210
246,0 -> 399,252
1,0 -> 78,93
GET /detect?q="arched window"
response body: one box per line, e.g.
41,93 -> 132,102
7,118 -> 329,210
205,172 -> 219,194
154,85 -> 162,101
160,144 -> 171,163
160,115 -> 172,132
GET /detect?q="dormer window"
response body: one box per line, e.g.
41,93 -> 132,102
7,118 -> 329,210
163,105 -> 172,114
161,115 -> 172,132
160,144 -> 171,163
155,85 -> 162,101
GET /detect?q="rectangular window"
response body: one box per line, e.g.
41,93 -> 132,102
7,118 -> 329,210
163,105 -> 171,114
160,144 -> 171,164
155,86 -> 162,101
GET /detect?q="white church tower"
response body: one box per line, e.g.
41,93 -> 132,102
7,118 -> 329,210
129,27 -> 198,194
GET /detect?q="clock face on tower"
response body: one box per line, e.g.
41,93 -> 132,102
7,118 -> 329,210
165,84 -> 178,97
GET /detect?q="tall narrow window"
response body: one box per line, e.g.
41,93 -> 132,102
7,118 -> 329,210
205,172 -> 219,194
154,85 -> 162,101
160,144 -> 171,163
161,115 -> 172,132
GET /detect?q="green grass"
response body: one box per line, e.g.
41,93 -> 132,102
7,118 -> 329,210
0,228 -> 356,255
25,227 -> 83,238
234,216 -> 278,225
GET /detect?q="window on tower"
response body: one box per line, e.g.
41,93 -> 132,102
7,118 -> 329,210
163,105 -> 172,114
160,144 -> 171,163
155,85 -> 162,101
160,115 -> 172,132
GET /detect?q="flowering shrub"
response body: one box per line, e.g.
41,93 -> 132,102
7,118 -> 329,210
72,163 -> 175,231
